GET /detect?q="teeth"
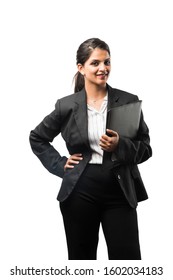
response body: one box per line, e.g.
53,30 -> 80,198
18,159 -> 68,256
97,73 -> 108,76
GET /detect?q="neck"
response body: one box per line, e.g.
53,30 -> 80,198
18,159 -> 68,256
85,83 -> 107,100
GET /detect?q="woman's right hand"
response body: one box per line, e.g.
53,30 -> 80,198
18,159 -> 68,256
64,153 -> 83,171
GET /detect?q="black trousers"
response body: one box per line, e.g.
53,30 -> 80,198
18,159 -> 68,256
60,164 -> 141,260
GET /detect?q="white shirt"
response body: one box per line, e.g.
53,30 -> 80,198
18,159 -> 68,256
87,95 -> 108,164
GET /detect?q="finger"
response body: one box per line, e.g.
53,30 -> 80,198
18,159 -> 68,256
100,142 -> 111,149
100,145 -> 110,151
64,160 -> 78,170
106,129 -> 118,136
99,142 -> 105,148
100,139 -> 111,148
100,138 -> 108,145
64,163 -> 74,170
72,153 -> 83,157
70,154 -> 83,160
101,134 -> 110,141
65,164 -> 74,169
68,159 -> 80,165
71,156 -> 83,161
100,136 -> 113,146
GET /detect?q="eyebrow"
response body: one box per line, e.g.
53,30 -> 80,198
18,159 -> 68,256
90,58 -> 111,62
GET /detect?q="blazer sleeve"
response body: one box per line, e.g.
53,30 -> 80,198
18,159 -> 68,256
29,100 -> 68,178
113,110 -> 152,165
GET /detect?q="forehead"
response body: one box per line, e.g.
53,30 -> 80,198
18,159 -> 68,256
88,48 -> 110,61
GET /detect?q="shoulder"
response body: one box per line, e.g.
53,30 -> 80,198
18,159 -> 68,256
54,89 -> 85,117
54,93 -> 75,118
58,91 -> 76,104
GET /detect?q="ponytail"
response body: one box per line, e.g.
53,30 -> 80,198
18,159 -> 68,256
73,71 -> 85,92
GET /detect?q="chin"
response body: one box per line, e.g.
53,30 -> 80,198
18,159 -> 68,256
97,81 -> 107,87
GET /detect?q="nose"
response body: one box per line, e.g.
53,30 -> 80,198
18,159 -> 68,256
99,62 -> 107,72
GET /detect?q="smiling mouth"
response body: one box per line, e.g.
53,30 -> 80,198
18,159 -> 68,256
97,72 -> 108,76
97,72 -> 109,77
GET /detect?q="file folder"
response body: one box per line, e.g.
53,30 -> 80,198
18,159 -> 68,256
107,101 -> 142,138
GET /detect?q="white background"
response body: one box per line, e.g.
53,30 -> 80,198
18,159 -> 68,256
1,0 -> 173,279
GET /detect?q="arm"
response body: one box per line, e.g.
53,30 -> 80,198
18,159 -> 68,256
29,100 -> 68,178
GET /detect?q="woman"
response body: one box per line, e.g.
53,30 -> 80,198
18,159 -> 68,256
29,38 -> 152,260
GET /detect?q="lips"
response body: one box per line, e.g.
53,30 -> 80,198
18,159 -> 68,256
97,72 -> 108,79
97,71 -> 108,76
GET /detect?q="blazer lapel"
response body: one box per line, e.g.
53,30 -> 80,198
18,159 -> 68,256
73,88 -> 90,149
107,84 -> 121,110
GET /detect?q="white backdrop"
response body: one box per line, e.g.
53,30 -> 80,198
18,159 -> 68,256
1,0 -> 173,279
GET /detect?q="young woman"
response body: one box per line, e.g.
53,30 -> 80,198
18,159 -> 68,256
29,38 -> 152,260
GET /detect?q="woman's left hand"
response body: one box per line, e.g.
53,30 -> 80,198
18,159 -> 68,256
99,129 -> 119,152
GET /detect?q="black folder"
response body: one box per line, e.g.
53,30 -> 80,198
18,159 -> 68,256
107,101 -> 142,138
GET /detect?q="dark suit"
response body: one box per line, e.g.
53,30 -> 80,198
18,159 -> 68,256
29,84 -> 152,208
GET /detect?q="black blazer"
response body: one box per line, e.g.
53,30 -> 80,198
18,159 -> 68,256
29,84 -> 152,208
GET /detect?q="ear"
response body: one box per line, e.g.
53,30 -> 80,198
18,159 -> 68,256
77,63 -> 85,75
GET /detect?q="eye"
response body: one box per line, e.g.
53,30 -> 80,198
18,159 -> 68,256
105,59 -> 111,66
91,60 -> 99,66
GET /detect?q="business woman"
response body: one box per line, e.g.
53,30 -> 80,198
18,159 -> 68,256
29,38 -> 152,260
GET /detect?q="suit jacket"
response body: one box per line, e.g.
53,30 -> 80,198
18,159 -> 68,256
29,84 -> 152,208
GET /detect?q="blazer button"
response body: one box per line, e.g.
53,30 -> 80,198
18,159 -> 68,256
117,174 -> 121,180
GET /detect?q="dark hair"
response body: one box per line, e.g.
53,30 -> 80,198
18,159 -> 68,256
73,38 -> 110,92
